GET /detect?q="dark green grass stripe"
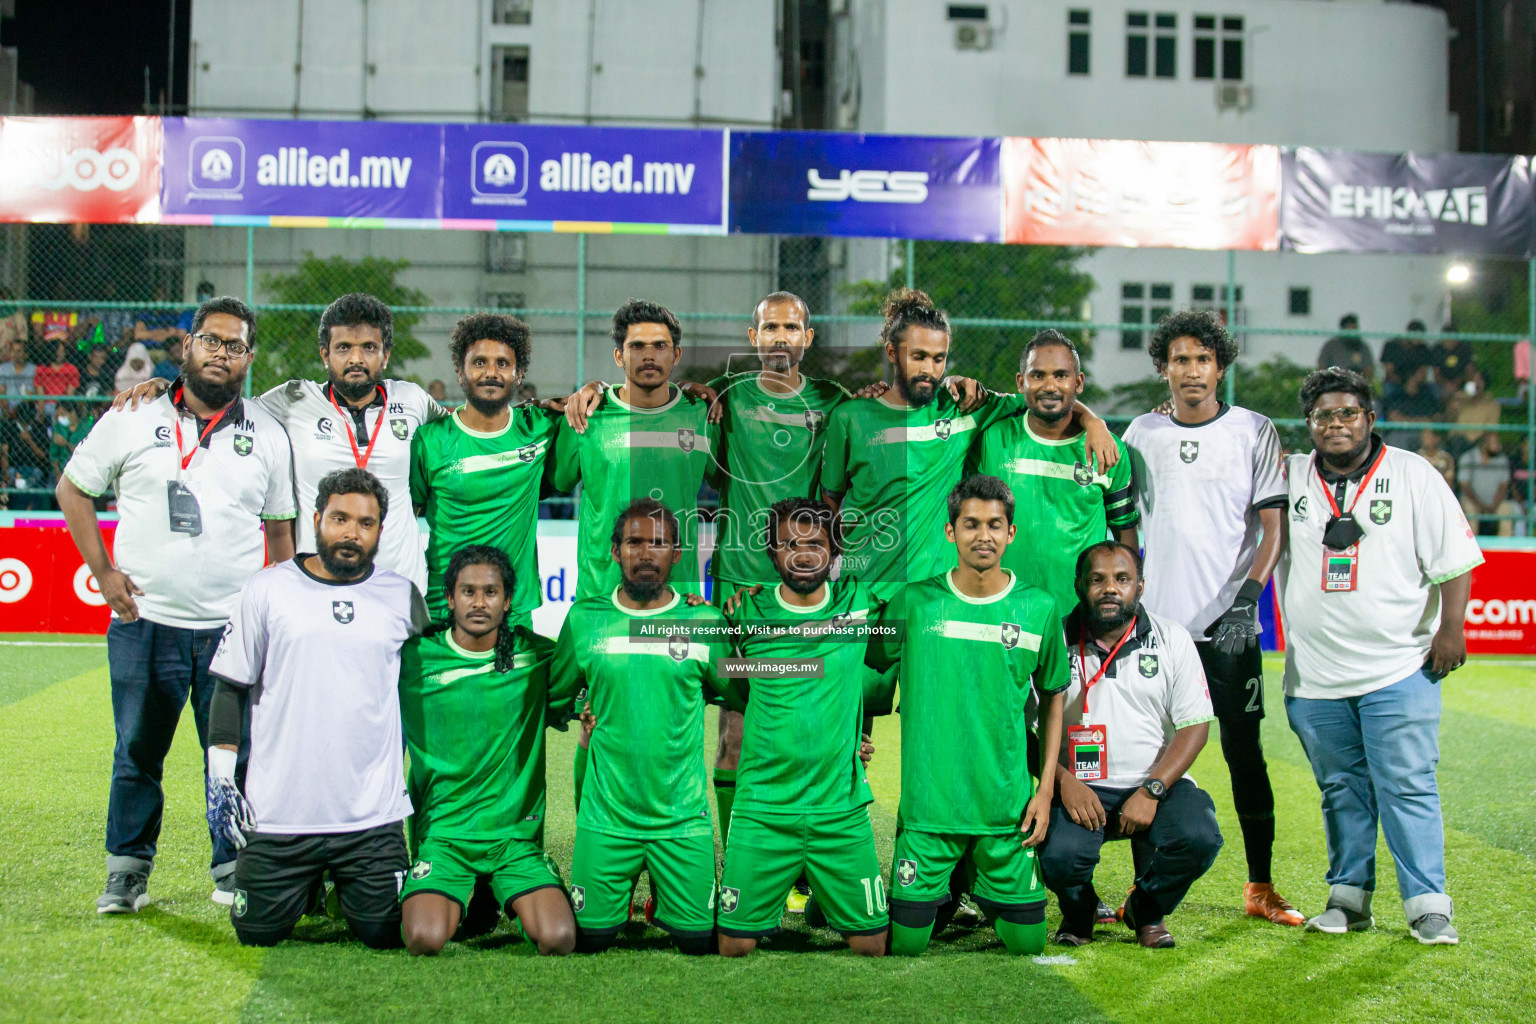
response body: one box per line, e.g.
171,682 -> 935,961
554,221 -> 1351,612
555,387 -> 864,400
0,633 -> 108,707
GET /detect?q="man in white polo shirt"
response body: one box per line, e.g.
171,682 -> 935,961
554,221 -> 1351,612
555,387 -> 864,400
206,467 -> 428,949
1040,541 -> 1222,950
56,296 -> 296,914
1279,368 -> 1481,946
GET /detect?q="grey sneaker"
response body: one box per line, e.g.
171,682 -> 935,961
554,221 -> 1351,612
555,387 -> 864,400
1304,904 -> 1374,934
97,870 -> 150,914
1409,913 -> 1459,945
211,873 -> 237,906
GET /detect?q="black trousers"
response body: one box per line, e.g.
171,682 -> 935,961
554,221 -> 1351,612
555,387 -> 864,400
1039,780 -> 1222,930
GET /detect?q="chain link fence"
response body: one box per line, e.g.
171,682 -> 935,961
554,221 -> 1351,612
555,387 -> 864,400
2,223 -> 1531,534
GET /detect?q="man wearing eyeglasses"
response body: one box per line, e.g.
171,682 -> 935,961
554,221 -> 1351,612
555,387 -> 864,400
1278,367 -> 1480,946
56,296 -> 297,915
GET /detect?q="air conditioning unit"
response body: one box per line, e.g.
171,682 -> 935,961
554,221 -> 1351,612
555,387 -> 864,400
1216,82 -> 1254,111
954,22 -> 994,50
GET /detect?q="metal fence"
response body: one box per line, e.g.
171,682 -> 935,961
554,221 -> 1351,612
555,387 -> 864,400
2,223 -> 1531,534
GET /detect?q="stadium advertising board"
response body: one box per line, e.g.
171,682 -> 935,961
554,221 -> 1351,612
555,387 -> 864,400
1002,137 -> 1280,250
1462,547 -> 1536,655
160,117 -> 444,223
0,116 -> 162,224
442,124 -> 726,231
728,131 -> 1003,241
1280,148 -> 1536,256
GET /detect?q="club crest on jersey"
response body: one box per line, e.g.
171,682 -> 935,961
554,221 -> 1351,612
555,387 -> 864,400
1139,654 -> 1159,677
668,635 -> 690,662
410,861 -> 432,880
1369,499 -> 1392,525
1179,440 -> 1199,464
1292,495 -> 1309,522
233,889 -> 248,917
896,859 -> 917,887
390,418 -> 409,441
332,601 -> 355,624
677,428 -> 696,452
1073,461 -> 1093,487
804,409 -> 825,431
1000,622 -> 1022,649
720,887 -> 740,914
934,418 -> 953,441
516,444 -> 538,463
229,434 -> 253,457
571,885 -> 585,912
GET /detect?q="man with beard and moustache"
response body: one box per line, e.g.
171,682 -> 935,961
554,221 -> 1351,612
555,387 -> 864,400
1041,542 -> 1221,949
865,475 -> 1069,957
205,468 -> 430,949
714,499 -> 889,956
1278,369 -> 1479,946
57,296 -> 296,914
550,498 -> 735,954
1122,308 -> 1301,927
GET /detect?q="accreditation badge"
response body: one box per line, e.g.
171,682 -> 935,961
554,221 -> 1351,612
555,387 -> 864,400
1068,723 -> 1107,781
166,480 -> 204,536
1321,543 -> 1359,592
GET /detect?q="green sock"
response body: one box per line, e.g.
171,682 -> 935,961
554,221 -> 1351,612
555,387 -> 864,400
889,921 -> 933,957
573,744 -> 588,812
713,768 -> 737,841
995,918 -> 1047,956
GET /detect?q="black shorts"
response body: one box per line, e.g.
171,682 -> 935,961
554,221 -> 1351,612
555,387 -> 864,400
1196,640 -> 1265,723
231,821 -> 408,947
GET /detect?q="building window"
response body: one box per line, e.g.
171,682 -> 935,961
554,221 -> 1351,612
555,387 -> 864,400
1193,15 -> 1216,79
492,0 -> 531,25
485,233 -> 527,274
1125,13 -> 1149,78
1197,15 -> 1244,80
1191,283 -> 1243,308
1121,282 -> 1173,349
1154,13 -> 1176,78
1221,17 -> 1244,79
1289,287 -> 1311,316
490,45 -> 530,121
1068,10 -> 1091,75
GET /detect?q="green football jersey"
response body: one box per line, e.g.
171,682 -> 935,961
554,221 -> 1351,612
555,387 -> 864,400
399,627 -> 559,841
550,587 -> 734,839
724,579 -> 888,815
820,390 -> 1022,597
867,570 -> 1069,834
552,385 -> 717,601
708,370 -> 851,586
967,411 -> 1137,617
410,406 -> 560,618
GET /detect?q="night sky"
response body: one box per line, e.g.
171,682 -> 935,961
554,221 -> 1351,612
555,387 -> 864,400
3,0 -> 188,114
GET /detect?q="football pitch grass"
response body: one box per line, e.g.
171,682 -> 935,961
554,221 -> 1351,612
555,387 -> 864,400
0,636 -> 1531,1024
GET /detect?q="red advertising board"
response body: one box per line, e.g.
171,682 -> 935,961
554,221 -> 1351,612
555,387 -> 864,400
0,521 -> 115,634
1462,548 -> 1536,654
0,116 -> 163,224
1003,137 -> 1280,250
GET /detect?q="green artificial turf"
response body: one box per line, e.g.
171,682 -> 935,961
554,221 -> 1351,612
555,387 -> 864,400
0,639 -> 1531,1024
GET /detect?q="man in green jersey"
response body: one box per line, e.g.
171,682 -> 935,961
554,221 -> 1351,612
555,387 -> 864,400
715,498 -> 889,956
967,330 -> 1138,619
398,545 -> 575,956
552,498 -> 734,954
867,475 -> 1069,956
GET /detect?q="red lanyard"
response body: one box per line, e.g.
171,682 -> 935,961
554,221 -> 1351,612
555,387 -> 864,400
328,385 -> 387,470
172,387 -> 229,471
1076,616 -> 1137,715
1313,444 -> 1388,518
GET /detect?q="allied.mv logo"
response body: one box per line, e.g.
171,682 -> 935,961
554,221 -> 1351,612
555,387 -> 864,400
516,444 -> 538,464
668,635 -> 690,662
677,428 -> 696,453
720,887 -> 740,914
410,861 -> 432,880
934,418 -> 953,441
1179,440 -> 1200,464
804,409 -> 825,432
1139,654 -> 1159,678
232,434 -> 253,457
233,889 -> 248,917
1072,461 -> 1093,487
896,859 -> 917,887
571,885 -> 585,913
1369,499 -> 1392,525
1000,622 -> 1021,650
390,418 -> 409,441
332,601 -> 355,624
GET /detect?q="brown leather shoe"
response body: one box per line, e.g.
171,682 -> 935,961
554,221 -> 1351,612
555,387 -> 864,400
1054,927 -> 1093,947
1136,921 -> 1176,948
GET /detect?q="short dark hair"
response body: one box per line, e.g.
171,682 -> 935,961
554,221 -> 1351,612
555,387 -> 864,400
314,467 -> 390,522
1300,366 -> 1374,417
1148,308 -> 1238,371
1074,541 -> 1144,587
764,497 -> 841,556
947,474 -> 1015,526
753,291 -> 810,329
319,293 -> 393,353
450,312 -> 531,373
1020,328 -> 1081,374
435,544 -> 521,672
1339,313 -> 1359,329
1406,319 -> 1427,333
610,497 -> 679,549
612,299 -> 682,348
881,288 -> 949,349
190,296 -> 257,346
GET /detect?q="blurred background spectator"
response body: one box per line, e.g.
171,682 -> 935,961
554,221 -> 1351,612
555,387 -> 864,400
114,342 -> 155,394
1380,320 -> 1431,403
33,341 -> 79,418
81,347 -> 116,399
1432,326 -> 1475,393
1458,432 -> 1517,537
1383,360 -> 1442,450
0,338 -> 37,399
1444,369 -> 1501,456
1,399 -> 53,510
1318,313 -> 1375,379
1418,429 -> 1457,491
426,379 -> 448,403
152,337 -> 184,382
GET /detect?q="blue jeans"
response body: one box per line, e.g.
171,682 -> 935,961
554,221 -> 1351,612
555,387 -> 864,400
1285,669 -> 1446,909
105,617 -> 248,877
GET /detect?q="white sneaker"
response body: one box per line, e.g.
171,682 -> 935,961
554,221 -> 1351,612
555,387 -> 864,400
1409,914 -> 1459,945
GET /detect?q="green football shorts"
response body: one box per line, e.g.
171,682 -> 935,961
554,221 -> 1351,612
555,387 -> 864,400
400,835 -> 563,910
569,827 -> 716,938
889,828 -> 1046,908
717,806 -> 887,938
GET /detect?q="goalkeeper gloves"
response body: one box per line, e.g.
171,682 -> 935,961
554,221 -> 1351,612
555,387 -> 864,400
205,746 -> 254,850
1205,579 -> 1265,657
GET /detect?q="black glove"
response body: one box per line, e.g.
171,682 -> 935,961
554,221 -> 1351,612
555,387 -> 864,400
1205,579 -> 1265,656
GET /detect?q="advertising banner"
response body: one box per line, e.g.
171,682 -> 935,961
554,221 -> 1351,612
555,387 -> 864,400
160,117 -> 443,222
0,521 -> 115,634
729,131 -> 1002,241
0,116 -> 162,224
1279,148 -> 1536,255
1003,137 -> 1280,250
442,124 -> 725,231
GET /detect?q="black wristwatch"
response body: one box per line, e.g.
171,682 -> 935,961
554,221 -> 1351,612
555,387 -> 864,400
1141,778 -> 1167,802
